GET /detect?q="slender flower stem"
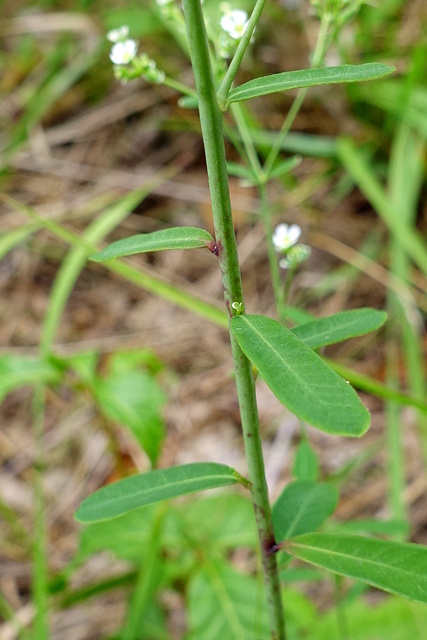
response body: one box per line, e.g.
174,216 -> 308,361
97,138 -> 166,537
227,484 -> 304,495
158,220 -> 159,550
217,0 -> 267,110
259,182 -> 287,321
263,11 -> 331,178
181,1 -> 285,638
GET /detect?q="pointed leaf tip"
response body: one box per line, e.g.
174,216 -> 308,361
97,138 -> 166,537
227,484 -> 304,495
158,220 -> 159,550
228,63 -> 395,104
75,462 -> 247,523
91,227 -> 214,262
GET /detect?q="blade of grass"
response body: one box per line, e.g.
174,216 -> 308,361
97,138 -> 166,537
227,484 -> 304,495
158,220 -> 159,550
3,39 -> 100,167
338,138 -> 427,276
3,194 -> 227,330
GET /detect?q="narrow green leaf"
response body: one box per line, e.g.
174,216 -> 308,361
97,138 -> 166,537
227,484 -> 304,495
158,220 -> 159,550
228,63 -> 395,104
91,227 -> 214,262
284,532 -> 427,604
292,308 -> 387,349
75,463 -> 247,523
273,481 -> 338,541
230,314 -> 370,436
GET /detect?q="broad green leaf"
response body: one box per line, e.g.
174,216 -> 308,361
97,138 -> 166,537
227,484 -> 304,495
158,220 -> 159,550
187,562 -> 270,640
227,63 -> 395,105
91,227 -> 214,262
78,504 -> 162,562
284,532 -> 427,604
93,369 -> 166,465
182,494 -> 257,549
75,463 -> 247,523
230,315 -> 370,436
0,355 -> 61,402
273,481 -> 338,541
292,308 -> 387,349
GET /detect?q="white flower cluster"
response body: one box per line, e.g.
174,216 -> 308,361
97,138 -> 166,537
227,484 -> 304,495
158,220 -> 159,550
107,26 -> 138,65
217,3 -> 249,58
106,26 -> 165,85
272,224 -> 311,269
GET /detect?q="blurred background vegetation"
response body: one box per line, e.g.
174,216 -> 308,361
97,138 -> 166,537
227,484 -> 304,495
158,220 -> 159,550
1,0 -> 426,638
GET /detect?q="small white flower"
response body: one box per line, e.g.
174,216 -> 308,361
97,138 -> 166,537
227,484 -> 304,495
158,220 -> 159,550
156,0 -> 174,5
272,224 -> 301,252
106,25 -> 129,43
220,9 -> 249,39
110,39 -> 138,65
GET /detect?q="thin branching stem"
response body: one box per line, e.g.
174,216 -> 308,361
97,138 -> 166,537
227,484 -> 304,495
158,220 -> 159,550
181,1 -> 285,637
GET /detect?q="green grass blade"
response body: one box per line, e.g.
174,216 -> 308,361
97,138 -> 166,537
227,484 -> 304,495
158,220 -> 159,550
40,189 -> 148,356
292,308 -> 387,349
91,226 -> 214,261
231,314 -> 370,437
285,532 -> 427,604
228,63 -> 395,105
326,358 -> 427,413
338,138 -> 427,276
10,195 -> 228,331
75,463 -> 249,523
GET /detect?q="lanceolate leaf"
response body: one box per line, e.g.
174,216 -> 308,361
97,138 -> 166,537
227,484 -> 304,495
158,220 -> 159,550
91,227 -> 214,262
284,532 -> 427,604
230,315 -> 370,436
227,63 -> 395,105
76,463 -> 248,523
292,308 -> 387,349
273,481 -> 338,541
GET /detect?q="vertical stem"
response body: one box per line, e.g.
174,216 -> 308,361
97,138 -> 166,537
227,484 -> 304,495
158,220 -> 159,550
32,385 -> 49,639
258,182 -> 287,321
181,2 -> 285,638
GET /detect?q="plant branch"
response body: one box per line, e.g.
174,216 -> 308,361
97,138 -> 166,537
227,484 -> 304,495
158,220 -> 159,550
217,0 -> 267,111
181,1 -> 285,637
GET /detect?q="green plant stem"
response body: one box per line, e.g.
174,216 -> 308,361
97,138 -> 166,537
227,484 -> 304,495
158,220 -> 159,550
263,9 -> 330,178
181,1 -> 285,638
32,385 -> 49,640
217,0 -> 267,110
259,182 -> 286,321
163,76 -> 197,98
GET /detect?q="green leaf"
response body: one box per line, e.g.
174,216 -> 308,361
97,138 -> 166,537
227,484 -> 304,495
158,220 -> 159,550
182,494 -> 257,550
230,315 -> 370,436
311,595 -> 426,640
267,155 -> 302,179
75,463 -> 247,523
187,562 -> 270,640
227,63 -> 395,105
292,308 -> 387,349
93,369 -> 166,465
90,227 -> 214,262
78,504 -> 161,562
0,355 -> 61,402
284,532 -> 427,604
273,481 -> 338,541
292,438 -> 319,482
